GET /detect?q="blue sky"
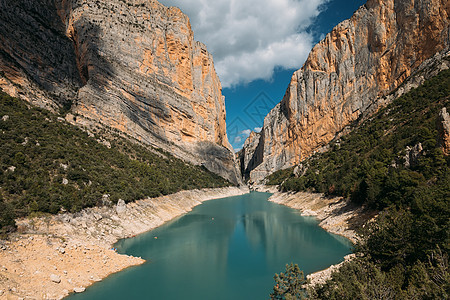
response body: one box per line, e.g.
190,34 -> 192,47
159,0 -> 367,150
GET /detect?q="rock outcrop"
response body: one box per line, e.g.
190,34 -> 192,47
0,0 -> 241,184
438,107 -> 450,155
402,143 -> 423,168
391,142 -> 425,168
241,0 -> 450,182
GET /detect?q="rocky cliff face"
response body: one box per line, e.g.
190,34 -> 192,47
0,0 -> 241,184
236,131 -> 263,181
242,0 -> 450,183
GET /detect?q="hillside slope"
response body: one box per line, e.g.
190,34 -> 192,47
0,90 -> 230,235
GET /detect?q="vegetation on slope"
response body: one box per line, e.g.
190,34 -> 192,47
271,263 -> 307,300
268,69 -> 450,299
0,90 -> 230,235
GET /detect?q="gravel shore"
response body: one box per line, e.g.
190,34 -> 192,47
0,187 -> 248,299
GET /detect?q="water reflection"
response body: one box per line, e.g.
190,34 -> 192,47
69,192 -> 351,300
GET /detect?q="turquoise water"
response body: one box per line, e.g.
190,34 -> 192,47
68,192 -> 352,299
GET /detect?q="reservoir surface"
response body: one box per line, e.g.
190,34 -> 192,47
69,192 -> 352,299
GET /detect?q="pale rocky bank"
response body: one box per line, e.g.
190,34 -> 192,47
268,191 -> 376,244
0,187 -> 248,299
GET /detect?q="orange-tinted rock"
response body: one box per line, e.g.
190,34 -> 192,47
242,0 -> 450,182
0,0 -> 240,184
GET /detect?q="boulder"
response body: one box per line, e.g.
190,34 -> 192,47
438,107 -> 450,155
116,199 -> 126,214
50,274 -> 61,283
74,287 -> 86,293
101,194 -> 112,206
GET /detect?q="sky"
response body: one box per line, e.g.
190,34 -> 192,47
159,0 -> 367,150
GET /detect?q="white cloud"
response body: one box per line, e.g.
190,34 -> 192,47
232,129 -> 253,147
239,129 -> 252,137
159,0 -> 327,87
254,127 -> 262,133
233,136 -> 242,143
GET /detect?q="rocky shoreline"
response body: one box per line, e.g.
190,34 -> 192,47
0,186 -> 372,298
267,189 -> 376,286
268,191 -> 375,243
0,187 -> 248,299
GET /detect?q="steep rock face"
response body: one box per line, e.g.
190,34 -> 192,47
0,0 -> 241,184
236,131 -> 263,181
242,0 -> 450,182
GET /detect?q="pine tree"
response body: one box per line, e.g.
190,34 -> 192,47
271,263 -> 307,300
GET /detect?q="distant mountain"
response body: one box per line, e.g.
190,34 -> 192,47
239,0 -> 450,183
0,0 -> 241,184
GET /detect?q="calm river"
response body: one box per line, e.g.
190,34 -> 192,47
68,192 -> 352,299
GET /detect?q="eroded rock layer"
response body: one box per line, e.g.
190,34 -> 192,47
0,0 -> 241,184
242,0 -> 450,183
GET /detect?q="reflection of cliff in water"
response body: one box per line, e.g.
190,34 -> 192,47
78,192 -> 352,300
162,213 -> 237,278
117,209 -> 238,286
241,199 -> 351,269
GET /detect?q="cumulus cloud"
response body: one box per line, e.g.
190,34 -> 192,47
254,127 -> 262,133
232,129 -> 253,146
159,0 -> 327,87
239,129 -> 252,137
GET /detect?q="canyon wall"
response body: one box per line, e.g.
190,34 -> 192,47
0,0 -> 241,184
241,0 -> 450,182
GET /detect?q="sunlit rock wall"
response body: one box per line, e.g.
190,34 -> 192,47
0,0 -> 241,184
242,0 -> 450,182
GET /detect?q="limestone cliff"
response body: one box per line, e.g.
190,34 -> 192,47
0,0 -> 241,184
242,0 -> 450,183
236,131 -> 263,181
